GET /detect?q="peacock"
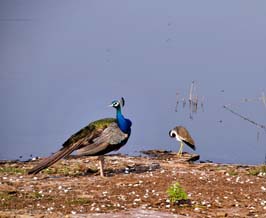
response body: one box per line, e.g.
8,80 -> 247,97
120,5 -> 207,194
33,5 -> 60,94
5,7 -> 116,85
28,97 -> 132,176
169,126 -> 195,157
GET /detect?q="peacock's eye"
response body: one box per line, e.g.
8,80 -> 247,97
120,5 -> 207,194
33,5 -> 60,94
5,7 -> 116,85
112,101 -> 119,107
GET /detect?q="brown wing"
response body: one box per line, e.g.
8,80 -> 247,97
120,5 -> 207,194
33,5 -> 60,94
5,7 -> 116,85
62,118 -> 116,149
175,126 -> 196,150
76,122 -> 130,156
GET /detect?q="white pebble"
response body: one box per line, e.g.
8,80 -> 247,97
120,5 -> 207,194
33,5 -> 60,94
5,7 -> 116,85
260,200 -> 266,206
259,172 -> 266,176
124,168 -> 129,174
201,200 -> 207,205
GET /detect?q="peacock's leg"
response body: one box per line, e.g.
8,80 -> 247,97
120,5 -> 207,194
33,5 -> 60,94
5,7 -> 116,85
177,141 -> 184,157
98,156 -> 105,177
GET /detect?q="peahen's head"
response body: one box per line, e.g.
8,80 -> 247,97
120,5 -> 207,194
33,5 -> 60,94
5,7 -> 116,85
110,97 -> 125,109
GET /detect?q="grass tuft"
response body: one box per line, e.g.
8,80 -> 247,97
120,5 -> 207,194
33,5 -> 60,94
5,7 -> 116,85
248,164 -> 266,176
166,182 -> 188,203
0,166 -> 25,174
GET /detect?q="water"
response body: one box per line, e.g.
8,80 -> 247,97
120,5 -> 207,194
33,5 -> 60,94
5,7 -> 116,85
1,1 -> 266,164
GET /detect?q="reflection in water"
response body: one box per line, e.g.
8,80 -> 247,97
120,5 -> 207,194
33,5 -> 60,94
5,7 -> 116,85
173,81 -> 266,164
223,105 -> 266,133
1,1 -> 266,164
222,93 -> 266,160
175,81 -> 204,120
223,91 -> 266,144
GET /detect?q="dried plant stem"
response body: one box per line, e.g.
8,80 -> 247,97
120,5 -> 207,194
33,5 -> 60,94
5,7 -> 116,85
175,92 -> 179,112
261,92 -> 266,108
189,81 -> 194,103
223,105 -> 266,132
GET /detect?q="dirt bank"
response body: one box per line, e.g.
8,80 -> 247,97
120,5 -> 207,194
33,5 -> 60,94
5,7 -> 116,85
0,152 -> 266,217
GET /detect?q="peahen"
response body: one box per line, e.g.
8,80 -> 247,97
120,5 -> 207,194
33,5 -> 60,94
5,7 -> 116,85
28,97 -> 132,176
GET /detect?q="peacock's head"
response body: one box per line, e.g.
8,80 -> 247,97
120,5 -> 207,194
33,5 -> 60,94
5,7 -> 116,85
110,97 -> 125,109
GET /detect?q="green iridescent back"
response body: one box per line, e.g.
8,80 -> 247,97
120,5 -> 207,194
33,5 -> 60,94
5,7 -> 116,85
62,118 -> 116,148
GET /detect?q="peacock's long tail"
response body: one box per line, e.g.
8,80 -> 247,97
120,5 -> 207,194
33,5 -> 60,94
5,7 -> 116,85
28,143 -> 79,175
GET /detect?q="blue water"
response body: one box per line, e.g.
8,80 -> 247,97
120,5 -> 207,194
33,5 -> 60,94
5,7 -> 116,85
1,1 -> 266,164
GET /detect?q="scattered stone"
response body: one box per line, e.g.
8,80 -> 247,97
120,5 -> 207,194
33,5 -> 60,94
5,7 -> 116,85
216,211 -> 228,217
0,154 -> 265,217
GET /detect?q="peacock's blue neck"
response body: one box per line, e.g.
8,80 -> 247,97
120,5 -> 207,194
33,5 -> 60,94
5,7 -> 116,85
116,107 -> 131,134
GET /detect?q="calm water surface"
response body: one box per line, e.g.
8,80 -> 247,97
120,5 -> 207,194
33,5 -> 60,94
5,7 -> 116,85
1,1 -> 266,164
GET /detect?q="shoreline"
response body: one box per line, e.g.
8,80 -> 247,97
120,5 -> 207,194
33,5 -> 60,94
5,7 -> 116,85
1,151 -> 266,217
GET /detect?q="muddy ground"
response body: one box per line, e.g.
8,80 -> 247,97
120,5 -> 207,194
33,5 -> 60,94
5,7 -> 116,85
0,151 -> 266,218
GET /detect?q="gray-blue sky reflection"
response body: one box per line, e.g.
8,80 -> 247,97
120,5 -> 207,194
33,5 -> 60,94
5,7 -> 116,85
1,1 -> 266,164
